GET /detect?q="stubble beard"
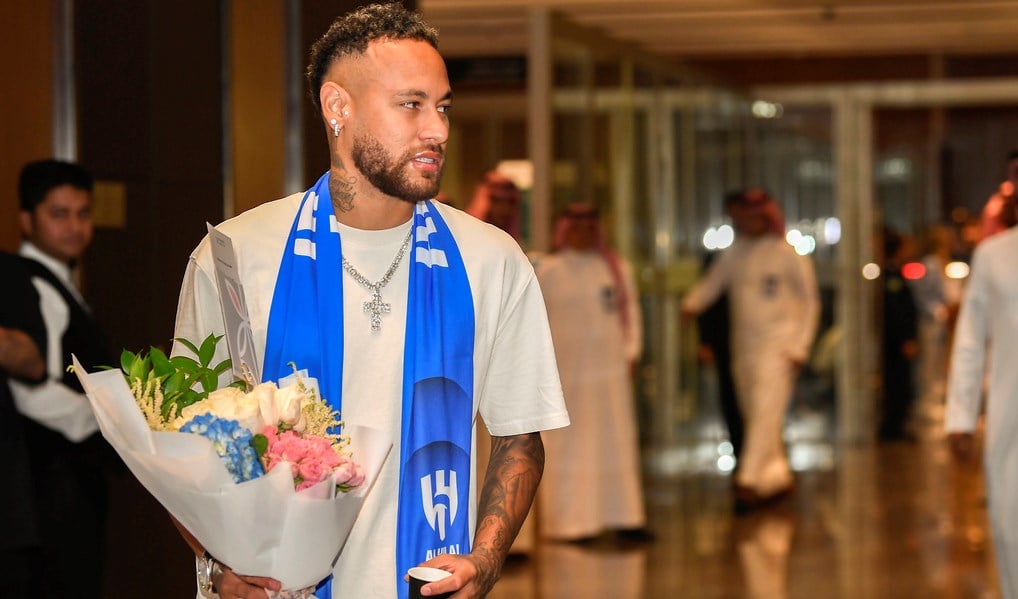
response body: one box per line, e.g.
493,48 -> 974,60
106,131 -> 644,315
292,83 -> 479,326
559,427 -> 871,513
351,133 -> 442,203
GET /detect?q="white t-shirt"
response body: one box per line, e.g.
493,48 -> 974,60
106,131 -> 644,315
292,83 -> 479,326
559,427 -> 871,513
174,194 -> 569,598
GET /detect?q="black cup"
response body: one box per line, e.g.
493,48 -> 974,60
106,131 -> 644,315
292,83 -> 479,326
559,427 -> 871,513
408,567 -> 453,599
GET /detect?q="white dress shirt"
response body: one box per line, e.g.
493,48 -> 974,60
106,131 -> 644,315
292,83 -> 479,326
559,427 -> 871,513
10,241 -> 99,442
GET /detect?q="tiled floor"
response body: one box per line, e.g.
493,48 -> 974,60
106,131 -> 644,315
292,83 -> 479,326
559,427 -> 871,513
491,420 -> 999,598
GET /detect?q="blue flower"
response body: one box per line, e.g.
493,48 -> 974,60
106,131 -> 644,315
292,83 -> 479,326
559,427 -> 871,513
180,413 -> 264,483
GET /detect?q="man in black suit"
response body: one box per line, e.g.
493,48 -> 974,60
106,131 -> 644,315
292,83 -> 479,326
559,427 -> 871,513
0,251 -> 47,596
13,159 -> 113,598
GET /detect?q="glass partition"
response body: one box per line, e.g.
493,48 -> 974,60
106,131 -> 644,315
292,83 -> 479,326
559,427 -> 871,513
543,16 -> 843,479
549,50 -> 842,476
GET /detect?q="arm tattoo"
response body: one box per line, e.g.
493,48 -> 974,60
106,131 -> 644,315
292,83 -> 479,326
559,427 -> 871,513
470,432 -> 544,594
329,162 -> 356,213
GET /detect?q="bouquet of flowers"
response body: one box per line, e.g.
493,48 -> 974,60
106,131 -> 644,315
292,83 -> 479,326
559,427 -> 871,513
124,334 -> 366,493
72,334 -> 390,593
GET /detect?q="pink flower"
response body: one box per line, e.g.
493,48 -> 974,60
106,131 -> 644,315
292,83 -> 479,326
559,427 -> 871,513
334,459 -> 366,488
260,425 -> 362,492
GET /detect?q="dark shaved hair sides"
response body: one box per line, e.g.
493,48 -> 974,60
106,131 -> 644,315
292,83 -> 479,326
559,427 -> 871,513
306,3 -> 439,112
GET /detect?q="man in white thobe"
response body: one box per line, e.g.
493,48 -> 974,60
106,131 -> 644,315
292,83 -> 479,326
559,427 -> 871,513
681,189 -> 819,511
536,203 -> 647,541
946,222 -> 1018,599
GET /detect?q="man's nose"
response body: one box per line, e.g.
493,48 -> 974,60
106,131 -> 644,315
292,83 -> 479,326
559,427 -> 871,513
421,109 -> 449,144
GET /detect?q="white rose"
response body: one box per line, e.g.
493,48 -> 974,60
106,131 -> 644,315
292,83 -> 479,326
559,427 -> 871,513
192,386 -> 264,434
172,396 -> 215,431
273,383 -> 308,432
170,386 -> 265,434
248,382 -> 280,428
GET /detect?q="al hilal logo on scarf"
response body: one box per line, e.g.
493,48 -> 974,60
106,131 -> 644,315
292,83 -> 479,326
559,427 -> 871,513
404,378 -> 472,561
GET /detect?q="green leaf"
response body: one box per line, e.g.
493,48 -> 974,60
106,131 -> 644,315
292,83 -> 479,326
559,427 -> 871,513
161,395 -> 177,419
169,355 -> 200,374
163,371 -> 186,396
174,336 -> 201,357
212,358 -> 233,376
199,371 -> 218,395
179,372 -> 201,398
179,389 -> 201,409
250,434 -> 268,458
150,347 -> 173,378
120,350 -> 138,374
197,334 -> 220,367
128,354 -> 150,382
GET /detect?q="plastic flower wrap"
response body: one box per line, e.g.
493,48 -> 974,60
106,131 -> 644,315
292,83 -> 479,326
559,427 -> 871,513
71,334 -> 391,592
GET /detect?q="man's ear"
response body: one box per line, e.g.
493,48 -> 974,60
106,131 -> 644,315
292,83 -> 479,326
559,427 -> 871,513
18,210 -> 33,237
320,81 -> 351,127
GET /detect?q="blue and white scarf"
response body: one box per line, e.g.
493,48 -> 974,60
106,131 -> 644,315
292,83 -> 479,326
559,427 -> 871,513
264,172 -> 475,599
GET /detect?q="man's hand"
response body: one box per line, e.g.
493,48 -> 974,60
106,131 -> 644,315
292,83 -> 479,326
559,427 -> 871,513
419,431 -> 544,598
170,514 -> 281,599
213,567 -> 282,599
407,536 -> 507,597
0,325 -> 44,380
407,553 -> 485,598
948,431 -> 976,462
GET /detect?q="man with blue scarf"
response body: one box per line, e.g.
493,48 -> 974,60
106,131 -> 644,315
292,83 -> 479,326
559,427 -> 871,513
171,4 -> 569,598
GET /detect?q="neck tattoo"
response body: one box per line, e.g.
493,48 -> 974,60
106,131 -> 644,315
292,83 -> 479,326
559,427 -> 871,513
342,227 -> 414,332
329,169 -> 356,213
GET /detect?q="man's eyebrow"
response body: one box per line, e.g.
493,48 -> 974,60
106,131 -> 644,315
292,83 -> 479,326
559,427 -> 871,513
395,89 -> 454,102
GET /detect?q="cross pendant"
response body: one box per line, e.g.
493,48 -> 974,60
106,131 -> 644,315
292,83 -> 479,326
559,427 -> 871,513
363,289 -> 391,332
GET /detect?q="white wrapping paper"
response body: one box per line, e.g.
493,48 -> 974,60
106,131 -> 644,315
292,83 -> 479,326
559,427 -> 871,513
73,358 -> 391,590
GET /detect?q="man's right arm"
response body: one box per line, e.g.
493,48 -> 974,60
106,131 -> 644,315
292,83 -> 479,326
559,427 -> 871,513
419,432 -> 544,598
9,275 -> 98,441
1,257 -> 47,381
170,515 -> 281,598
0,326 -> 44,381
681,251 -> 730,320
945,246 -> 991,461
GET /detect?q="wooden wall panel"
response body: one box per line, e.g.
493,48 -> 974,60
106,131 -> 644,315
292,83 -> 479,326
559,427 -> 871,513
231,1 -> 287,214
75,2 -> 224,595
0,3 -> 53,251
77,0 -> 224,353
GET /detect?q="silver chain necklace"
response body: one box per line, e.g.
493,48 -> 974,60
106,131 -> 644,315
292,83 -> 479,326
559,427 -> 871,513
342,227 -> 414,332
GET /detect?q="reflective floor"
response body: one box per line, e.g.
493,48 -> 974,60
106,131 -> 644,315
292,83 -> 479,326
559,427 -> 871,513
492,401 -> 999,599
99,369 -> 997,598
